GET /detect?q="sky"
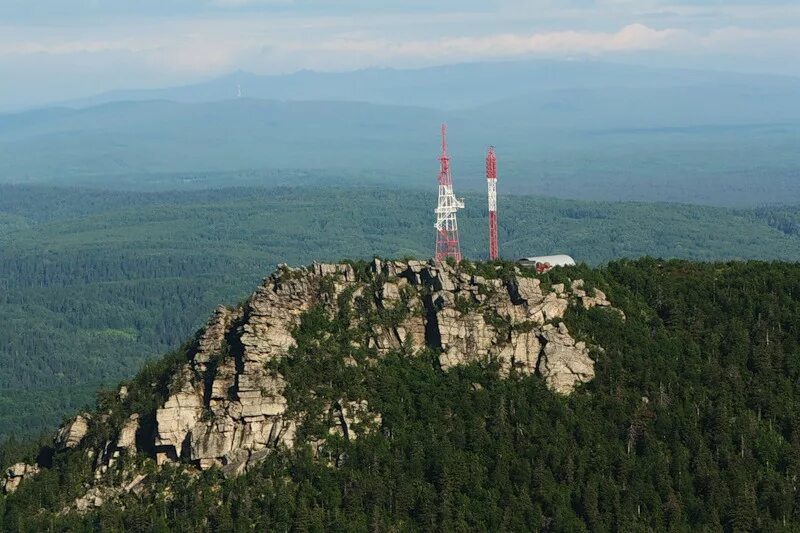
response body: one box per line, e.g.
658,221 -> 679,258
0,0 -> 799,109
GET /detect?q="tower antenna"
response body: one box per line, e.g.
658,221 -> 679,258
434,124 -> 465,263
487,146 -> 499,260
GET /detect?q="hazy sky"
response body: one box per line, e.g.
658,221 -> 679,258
1,0 -> 798,108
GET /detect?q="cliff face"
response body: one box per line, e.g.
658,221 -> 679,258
4,259 -> 622,500
149,259 -> 615,474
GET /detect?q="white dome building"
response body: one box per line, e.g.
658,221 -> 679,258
519,255 -> 576,272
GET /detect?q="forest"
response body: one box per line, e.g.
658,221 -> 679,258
1,184 -> 799,439
2,258 -> 800,531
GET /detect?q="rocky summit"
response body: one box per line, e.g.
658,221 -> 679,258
3,259 -> 622,509
6,258 -> 800,531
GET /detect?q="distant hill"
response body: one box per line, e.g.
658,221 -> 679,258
0,99 -> 444,181
2,60 -> 800,205
1,95 -> 799,205
59,60 -> 800,111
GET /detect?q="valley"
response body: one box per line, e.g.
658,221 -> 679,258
1,184 -> 798,439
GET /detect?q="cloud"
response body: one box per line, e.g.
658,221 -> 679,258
0,23 -> 683,63
0,40 -> 129,56
352,24 -> 684,59
0,3 -> 799,109
1,20 -> 796,80
208,0 -> 294,6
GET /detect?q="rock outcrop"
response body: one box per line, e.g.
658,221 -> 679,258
152,265 -> 341,471
539,322 -> 594,394
70,474 -> 147,514
333,400 -> 381,442
3,463 -> 39,494
117,414 -> 139,454
40,259 -> 621,502
55,414 -> 89,450
140,260 -> 619,473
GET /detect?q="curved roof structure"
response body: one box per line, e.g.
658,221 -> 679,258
519,255 -> 576,267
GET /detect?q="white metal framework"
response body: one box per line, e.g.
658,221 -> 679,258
434,124 -> 465,262
486,146 -> 498,260
487,178 -> 497,212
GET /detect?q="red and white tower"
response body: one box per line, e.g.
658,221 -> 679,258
434,124 -> 465,262
486,146 -> 499,260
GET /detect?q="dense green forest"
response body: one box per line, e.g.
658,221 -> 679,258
1,184 -> 799,439
3,258 -> 800,531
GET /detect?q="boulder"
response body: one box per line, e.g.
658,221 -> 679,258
539,293 -> 569,322
116,414 -> 139,453
538,324 -> 594,394
582,288 -> 611,309
155,366 -> 203,459
55,414 -> 90,450
515,277 -> 544,304
381,282 -> 401,302
3,463 -> 39,494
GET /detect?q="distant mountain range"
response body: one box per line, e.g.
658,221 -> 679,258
1,60 -> 799,206
58,60 -> 800,112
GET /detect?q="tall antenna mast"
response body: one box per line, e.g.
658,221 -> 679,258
487,146 -> 499,260
434,124 -> 465,263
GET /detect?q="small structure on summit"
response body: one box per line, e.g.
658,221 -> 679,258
519,255 -> 576,273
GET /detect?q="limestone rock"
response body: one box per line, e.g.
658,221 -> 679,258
381,282 -> 401,302
55,414 -> 89,450
497,330 -> 542,376
437,309 -> 494,371
539,293 -> 569,322
581,288 -> 612,309
314,262 -> 355,281
515,277 -> 544,305
124,474 -> 147,495
152,263 -> 341,470
155,366 -> 203,462
3,463 -> 39,494
398,313 -> 426,350
194,305 -> 242,369
116,414 -> 139,454
335,400 -> 381,441
67,472 -> 149,514
73,486 -> 119,514
538,324 -> 594,394
573,283 -> 626,320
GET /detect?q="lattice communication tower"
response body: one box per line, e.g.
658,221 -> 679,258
434,124 -> 465,262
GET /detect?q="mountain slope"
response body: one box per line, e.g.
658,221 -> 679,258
3,258 -> 800,531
